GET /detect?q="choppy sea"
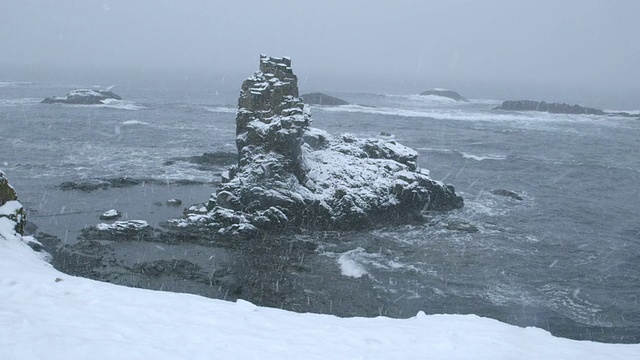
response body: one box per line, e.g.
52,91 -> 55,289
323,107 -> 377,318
1,77 -> 639,343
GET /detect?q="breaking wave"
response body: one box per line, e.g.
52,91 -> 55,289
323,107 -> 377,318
315,103 -> 623,125
98,99 -> 147,111
417,148 -> 507,162
0,98 -> 40,106
0,81 -> 32,87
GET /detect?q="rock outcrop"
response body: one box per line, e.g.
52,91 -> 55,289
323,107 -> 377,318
41,89 -> 122,105
493,100 -> 604,115
174,55 -> 463,236
301,92 -> 349,106
0,170 -> 49,261
419,89 -> 469,102
0,170 -> 25,235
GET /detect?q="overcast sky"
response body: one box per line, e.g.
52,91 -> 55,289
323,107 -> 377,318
2,0 -> 639,105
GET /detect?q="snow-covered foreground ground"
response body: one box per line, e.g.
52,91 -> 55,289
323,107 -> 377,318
1,232 -> 639,359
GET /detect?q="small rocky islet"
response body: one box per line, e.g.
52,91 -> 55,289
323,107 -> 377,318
300,92 -> 349,106
493,99 -> 638,117
41,89 -> 122,105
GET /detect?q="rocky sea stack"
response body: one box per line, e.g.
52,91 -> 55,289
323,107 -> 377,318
42,89 -> 122,105
175,55 -> 463,237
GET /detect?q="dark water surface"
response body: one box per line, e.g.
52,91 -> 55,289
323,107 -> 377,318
1,80 -> 639,343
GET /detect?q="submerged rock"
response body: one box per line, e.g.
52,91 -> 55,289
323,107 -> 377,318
490,189 -> 524,201
166,199 -> 182,206
301,92 -> 349,106
493,100 -> 605,115
174,55 -> 463,235
419,89 -> 469,102
41,89 -> 122,105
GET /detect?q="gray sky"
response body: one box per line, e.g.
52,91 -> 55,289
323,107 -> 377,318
2,0 -> 639,106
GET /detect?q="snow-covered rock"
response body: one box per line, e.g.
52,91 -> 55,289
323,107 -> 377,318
84,220 -> 154,242
99,209 -> 121,220
41,89 -> 123,105
0,170 -> 52,261
175,55 -> 463,235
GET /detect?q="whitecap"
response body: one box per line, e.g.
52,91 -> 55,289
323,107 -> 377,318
461,153 -> 506,161
201,106 -> 237,114
99,99 -> 147,111
122,120 -> 150,126
0,98 -> 40,107
0,81 -> 32,87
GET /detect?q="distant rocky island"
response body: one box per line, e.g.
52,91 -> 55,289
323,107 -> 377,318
301,92 -> 349,106
41,89 -> 122,105
493,100 -> 605,115
419,89 -> 469,102
170,55 -> 463,237
494,100 -> 639,118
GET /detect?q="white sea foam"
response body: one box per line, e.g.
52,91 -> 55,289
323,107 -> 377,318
337,249 -> 369,278
316,103 -> 617,126
122,120 -> 150,126
201,106 -> 237,114
417,148 -> 506,162
461,153 -> 507,161
0,81 -> 32,87
539,283 -> 608,327
99,99 -> 147,111
0,98 -> 40,106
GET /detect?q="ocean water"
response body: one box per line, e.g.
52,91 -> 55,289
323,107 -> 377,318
1,79 -> 639,343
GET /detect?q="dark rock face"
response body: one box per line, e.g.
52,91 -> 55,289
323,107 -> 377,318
419,89 -> 469,102
174,55 -> 463,235
0,170 -> 17,205
301,92 -> 349,106
493,100 -> 605,115
41,89 -> 122,105
0,170 -> 25,235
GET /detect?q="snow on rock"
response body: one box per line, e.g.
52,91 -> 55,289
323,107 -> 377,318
95,220 -> 149,232
99,209 -> 121,220
175,55 -> 463,236
41,89 -> 123,105
1,233 -> 639,359
0,170 -> 50,261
